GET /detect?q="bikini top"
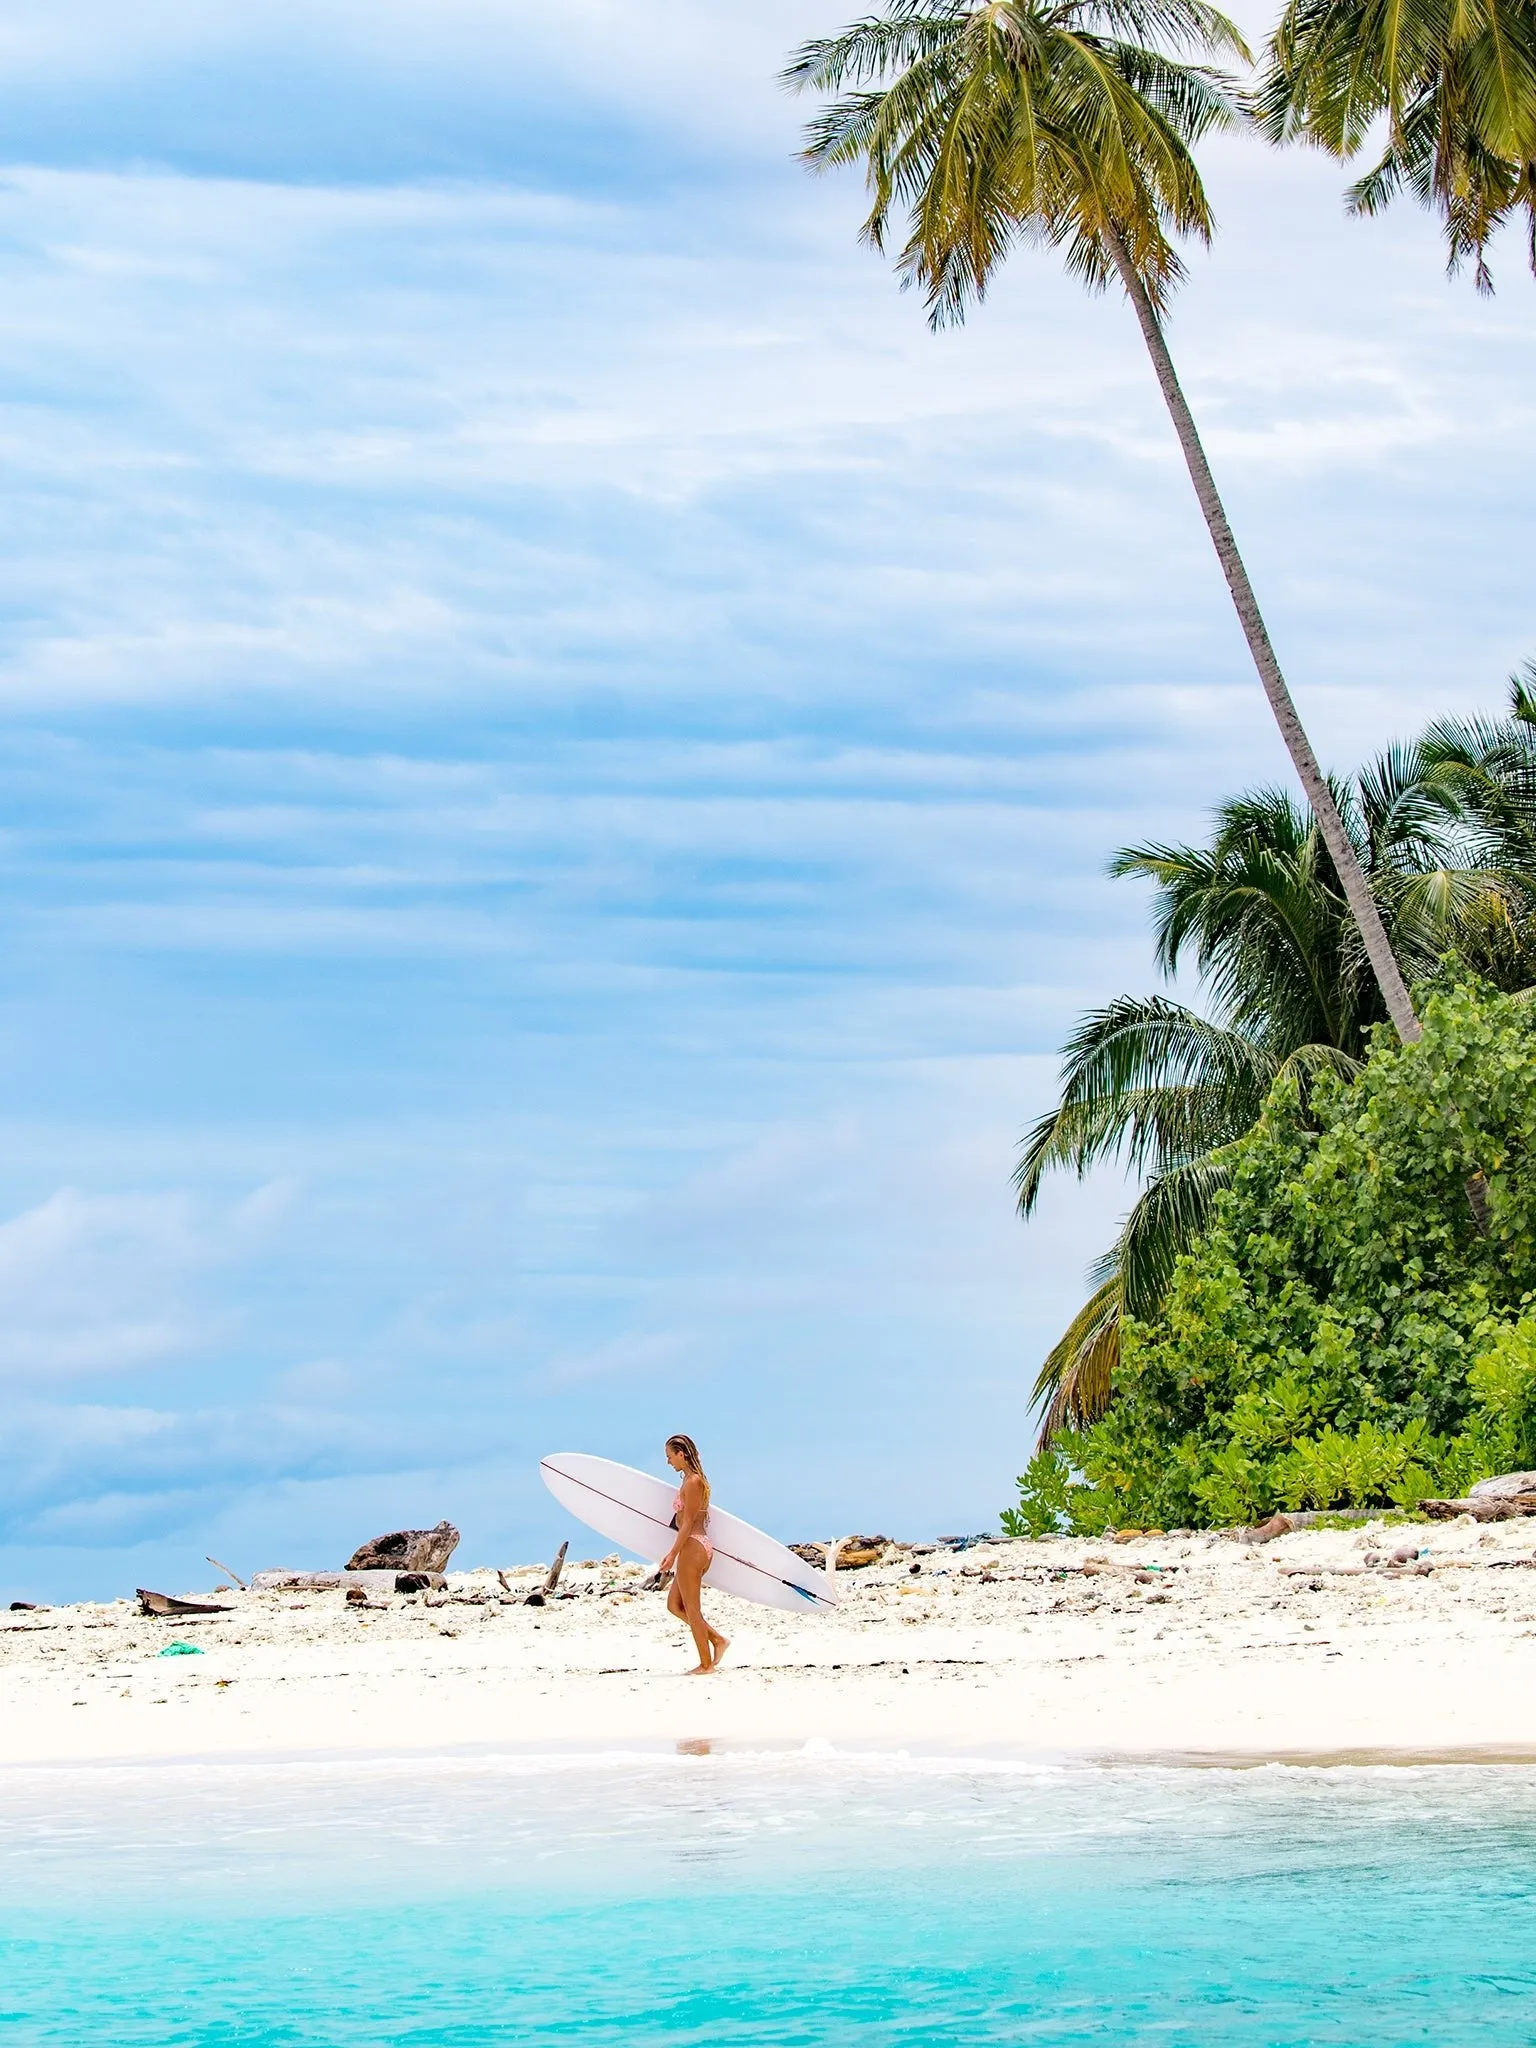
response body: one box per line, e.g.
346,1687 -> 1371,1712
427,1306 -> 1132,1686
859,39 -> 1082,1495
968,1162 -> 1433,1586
671,1489 -> 711,1533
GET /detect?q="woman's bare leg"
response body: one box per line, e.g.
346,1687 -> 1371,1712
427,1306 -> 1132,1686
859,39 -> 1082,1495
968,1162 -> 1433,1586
673,1543 -> 718,1673
666,1571 -> 723,1664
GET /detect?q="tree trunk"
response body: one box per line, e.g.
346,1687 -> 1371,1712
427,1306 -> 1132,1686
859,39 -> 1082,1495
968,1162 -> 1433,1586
1103,224 -> 1421,1045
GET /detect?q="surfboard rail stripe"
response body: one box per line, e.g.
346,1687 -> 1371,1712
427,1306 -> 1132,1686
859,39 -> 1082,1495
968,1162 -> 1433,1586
539,1458 -> 835,1612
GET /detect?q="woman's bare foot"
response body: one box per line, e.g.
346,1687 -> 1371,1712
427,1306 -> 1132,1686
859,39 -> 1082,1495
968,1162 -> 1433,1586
684,1662 -> 712,1676
709,1634 -> 731,1668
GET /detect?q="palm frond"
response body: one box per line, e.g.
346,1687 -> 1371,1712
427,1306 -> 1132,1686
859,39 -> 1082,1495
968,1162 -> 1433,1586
1032,1274 -> 1122,1442
1014,995 -> 1280,1213
1260,0 -> 1536,285
785,0 -> 1247,324
1117,1147 -> 1238,1313
784,4 -> 969,93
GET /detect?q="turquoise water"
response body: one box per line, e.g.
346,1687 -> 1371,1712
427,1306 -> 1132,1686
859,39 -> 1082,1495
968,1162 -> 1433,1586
2,1749 -> 1535,2043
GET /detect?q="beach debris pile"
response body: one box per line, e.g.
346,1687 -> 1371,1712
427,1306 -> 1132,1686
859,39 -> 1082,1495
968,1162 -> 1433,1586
788,1537 -> 891,1571
178,1524 -> 467,1602
241,1521 -> 466,1598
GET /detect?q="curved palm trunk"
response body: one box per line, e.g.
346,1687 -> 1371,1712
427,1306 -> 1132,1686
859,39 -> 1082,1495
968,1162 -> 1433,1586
1103,224 -> 1421,1044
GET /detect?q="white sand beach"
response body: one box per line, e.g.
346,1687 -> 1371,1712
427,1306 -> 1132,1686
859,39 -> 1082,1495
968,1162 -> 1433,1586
5,1519 -> 1535,1770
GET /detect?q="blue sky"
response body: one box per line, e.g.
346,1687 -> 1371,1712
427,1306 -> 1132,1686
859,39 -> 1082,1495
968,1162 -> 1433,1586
0,1 -> 1532,1602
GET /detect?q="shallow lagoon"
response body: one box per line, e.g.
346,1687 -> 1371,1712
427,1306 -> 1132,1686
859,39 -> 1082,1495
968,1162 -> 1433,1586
2,1750 -> 1534,2044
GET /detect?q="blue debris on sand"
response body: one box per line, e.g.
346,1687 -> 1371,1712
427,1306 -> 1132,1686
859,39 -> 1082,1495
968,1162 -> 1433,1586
158,1641 -> 203,1657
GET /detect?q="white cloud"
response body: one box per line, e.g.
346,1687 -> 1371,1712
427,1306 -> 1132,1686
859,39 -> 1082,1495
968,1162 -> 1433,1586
0,1184 -> 289,1383
0,143 -> 1525,723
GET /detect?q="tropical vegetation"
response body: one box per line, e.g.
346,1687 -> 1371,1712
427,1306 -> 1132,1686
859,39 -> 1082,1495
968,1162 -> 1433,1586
1017,675 -> 1536,1452
1005,979 -> 1536,1534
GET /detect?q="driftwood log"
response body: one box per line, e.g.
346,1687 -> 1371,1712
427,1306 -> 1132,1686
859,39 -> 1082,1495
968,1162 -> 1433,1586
346,1521 -> 460,1573
1246,1477 -> 1536,1538
1244,1510 -> 1385,1542
524,1541 -> 569,1606
1421,1493 -> 1536,1521
249,1569 -> 445,1593
1470,1471 -> 1536,1498
137,1588 -> 235,1617
1418,1471 -> 1536,1519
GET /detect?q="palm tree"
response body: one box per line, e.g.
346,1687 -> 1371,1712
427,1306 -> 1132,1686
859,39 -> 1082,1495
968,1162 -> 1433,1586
786,0 -> 1424,1043
1017,754 -> 1471,1439
1258,0 -> 1536,290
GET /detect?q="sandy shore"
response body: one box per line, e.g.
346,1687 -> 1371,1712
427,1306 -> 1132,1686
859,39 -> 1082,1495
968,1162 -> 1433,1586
4,1517 -> 1535,1768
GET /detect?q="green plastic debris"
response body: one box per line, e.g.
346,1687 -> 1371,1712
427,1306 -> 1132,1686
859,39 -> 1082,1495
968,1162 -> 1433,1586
158,1641 -> 203,1657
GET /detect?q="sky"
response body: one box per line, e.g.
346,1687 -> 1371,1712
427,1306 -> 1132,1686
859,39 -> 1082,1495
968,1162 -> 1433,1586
0,1 -> 1531,1603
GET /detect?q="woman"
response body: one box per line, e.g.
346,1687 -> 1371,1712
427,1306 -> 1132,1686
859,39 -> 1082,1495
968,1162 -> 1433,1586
660,1435 -> 729,1675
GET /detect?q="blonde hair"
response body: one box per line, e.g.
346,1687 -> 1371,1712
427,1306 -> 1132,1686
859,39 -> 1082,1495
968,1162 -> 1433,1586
666,1434 -> 710,1507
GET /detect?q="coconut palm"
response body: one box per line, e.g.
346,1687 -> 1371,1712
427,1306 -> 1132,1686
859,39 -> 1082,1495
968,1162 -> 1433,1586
786,0 -> 1424,1043
1258,0 -> 1536,290
1017,750 -> 1488,1440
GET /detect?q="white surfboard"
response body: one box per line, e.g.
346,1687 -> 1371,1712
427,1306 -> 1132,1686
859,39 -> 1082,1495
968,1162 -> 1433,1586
539,1452 -> 837,1614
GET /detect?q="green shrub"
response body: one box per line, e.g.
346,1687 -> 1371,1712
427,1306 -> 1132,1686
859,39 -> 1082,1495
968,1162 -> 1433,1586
1008,984 -> 1536,1532
999,1447 -> 1076,1538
